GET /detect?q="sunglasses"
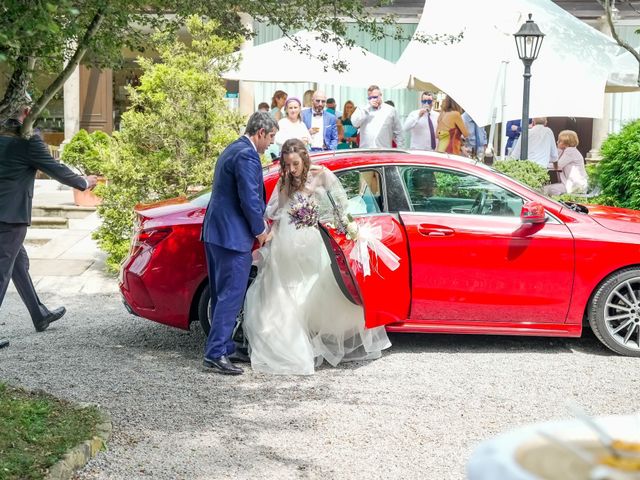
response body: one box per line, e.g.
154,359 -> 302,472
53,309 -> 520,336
314,99 -> 327,104
367,95 -> 380,100
421,99 -> 433,104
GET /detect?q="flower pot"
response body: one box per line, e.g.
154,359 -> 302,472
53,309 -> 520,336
72,176 -> 106,207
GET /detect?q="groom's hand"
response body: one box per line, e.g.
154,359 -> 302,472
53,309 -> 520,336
256,232 -> 268,246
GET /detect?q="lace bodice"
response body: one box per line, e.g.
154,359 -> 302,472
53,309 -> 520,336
266,165 -> 348,225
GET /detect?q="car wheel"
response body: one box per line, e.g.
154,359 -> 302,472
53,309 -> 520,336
197,266 -> 257,340
588,268 -> 640,357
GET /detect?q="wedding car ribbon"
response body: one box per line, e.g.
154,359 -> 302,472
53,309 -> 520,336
348,223 -> 400,277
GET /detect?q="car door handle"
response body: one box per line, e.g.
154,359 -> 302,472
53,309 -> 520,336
417,225 -> 455,237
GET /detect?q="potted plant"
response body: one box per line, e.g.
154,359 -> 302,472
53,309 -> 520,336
60,129 -> 111,206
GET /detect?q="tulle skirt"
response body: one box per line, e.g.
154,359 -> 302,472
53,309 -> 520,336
243,218 -> 391,375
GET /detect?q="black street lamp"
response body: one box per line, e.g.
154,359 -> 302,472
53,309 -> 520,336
514,14 -> 545,160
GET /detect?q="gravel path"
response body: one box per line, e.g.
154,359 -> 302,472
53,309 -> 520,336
1,290 -> 638,479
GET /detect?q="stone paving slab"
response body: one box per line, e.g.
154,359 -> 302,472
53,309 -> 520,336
29,259 -> 94,277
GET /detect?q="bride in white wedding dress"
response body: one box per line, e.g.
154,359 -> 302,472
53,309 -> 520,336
243,138 -> 391,375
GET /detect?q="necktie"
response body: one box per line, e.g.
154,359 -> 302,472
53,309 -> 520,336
427,113 -> 436,150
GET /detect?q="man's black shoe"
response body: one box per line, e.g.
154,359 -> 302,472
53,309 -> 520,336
0,338 -> 9,349
203,355 -> 243,375
34,306 -> 66,332
228,349 -> 250,363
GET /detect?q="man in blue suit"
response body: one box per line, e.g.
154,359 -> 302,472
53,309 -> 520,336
201,112 -> 278,375
301,90 -> 338,151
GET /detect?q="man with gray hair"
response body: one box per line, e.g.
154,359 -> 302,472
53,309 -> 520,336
201,111 -> 277,374
351,85 -> 402,149
0,94 -> 98,348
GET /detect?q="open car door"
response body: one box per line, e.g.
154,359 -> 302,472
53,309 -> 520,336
319,215 -> 410,329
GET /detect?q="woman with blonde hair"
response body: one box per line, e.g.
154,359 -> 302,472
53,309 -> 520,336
544,130 -> 588,195
436,95 -> 468,155
270,90 -> 288,121
337,100 -> 358,149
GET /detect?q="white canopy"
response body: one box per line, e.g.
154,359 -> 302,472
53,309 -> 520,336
222,30 -> 407,89
607,51 -> 640,93
396,0 -> 626,126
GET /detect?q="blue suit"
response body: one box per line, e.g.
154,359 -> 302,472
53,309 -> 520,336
301,108 -> 338,150
202,136 -> 265,359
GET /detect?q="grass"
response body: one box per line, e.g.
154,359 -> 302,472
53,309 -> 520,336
0,383 -> 100,480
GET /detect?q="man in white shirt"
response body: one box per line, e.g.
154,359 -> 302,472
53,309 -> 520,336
403,91 -> 439,151
300,91 -> 338,151
351,85 -> 403,149
509,117 -> 558,168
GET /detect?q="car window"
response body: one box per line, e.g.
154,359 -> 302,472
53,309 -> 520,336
335,169 -> 383,215
400,166 -> 523,216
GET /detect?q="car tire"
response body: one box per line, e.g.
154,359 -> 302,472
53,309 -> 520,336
197,266 -> 257,340
588,267 -> 640,357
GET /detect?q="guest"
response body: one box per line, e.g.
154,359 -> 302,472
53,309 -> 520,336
275,97 -> 310,148
544,130 -> 588,195
436,95 -> 468,155
326,98 -> 341,118
351,85 -> 402,149
257,102 -> 270,113
300,90 -> 338,151
505,119 -> 521,155
269,90 -> 287,121
509,117 -> 558,168
337,100 -> 358,150
403,91 -> 439,151
461,112 -> 487,159
302,89 -> 315,108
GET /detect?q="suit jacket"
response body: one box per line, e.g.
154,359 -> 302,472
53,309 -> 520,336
202,136 -> 265,252
0,121 -> 87,225
301,109 -> 338,150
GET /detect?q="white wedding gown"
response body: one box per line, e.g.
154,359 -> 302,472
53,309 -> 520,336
243,167 -> 391,375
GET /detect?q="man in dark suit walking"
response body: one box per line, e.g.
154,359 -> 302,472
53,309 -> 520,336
201,111 -> 278,375
0,95 -> 97,348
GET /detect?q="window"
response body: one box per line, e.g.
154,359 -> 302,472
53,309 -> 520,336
336,169 -> 383,215
400,166 -> 523,216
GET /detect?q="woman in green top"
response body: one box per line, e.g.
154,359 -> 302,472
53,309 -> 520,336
337,100 -> 358,149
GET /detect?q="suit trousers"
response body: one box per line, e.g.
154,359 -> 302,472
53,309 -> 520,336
203,242 -> 252,360
0,223 -> 46,325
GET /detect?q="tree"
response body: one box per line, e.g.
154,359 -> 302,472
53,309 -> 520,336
93,17 -> 244,270
598,0 -> 640,86
0,0 -> 460,137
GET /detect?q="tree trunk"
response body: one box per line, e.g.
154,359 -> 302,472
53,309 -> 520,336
0,57 -> 36,126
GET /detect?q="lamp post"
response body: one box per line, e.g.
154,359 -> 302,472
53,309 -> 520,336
514,14 -> 545,160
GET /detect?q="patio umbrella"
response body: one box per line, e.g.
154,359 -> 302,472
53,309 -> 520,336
396,0 -> 625,126
221,30 -> 407,89
606,51 -> 640,93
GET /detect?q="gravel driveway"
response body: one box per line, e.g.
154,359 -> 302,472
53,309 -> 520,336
1,290 -> 638,479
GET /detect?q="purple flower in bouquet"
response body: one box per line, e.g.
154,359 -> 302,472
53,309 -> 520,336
288,192 -> 319,229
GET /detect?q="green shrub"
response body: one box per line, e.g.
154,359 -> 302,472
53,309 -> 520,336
60,129 -> 111,175
93,17 -> 243,272
493,159 -> 549,190
596,120 -> 640,210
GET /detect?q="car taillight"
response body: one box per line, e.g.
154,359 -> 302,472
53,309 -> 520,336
135,227 -> 172,248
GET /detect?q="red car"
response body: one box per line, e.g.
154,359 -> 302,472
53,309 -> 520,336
119,150 -> 640,357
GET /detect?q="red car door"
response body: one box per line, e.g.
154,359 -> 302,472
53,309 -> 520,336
320,215 -> 410,328
397,166 -> 574,324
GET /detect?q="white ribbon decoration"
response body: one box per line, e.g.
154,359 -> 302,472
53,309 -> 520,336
348,223 -> 400,277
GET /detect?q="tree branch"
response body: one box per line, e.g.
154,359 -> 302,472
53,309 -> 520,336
21,7 -> 107,136
602,0 -> 640,86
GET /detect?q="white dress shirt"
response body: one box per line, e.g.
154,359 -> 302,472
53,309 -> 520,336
275,118 -> 310,147
351,103 -> 403,148
403,109 -> 439,150
509,124 -> 558,168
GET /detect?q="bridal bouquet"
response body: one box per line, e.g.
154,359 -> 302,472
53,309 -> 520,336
288,192 -> 319,229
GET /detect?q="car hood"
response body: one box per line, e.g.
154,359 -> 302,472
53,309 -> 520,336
587,204 -> 640,234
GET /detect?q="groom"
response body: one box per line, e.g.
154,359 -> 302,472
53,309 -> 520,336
201,112 -> 278,375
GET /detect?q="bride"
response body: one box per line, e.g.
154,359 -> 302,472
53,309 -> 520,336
243,138 -> 391,375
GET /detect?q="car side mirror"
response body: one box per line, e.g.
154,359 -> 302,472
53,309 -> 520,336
520,201 -> 546,224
